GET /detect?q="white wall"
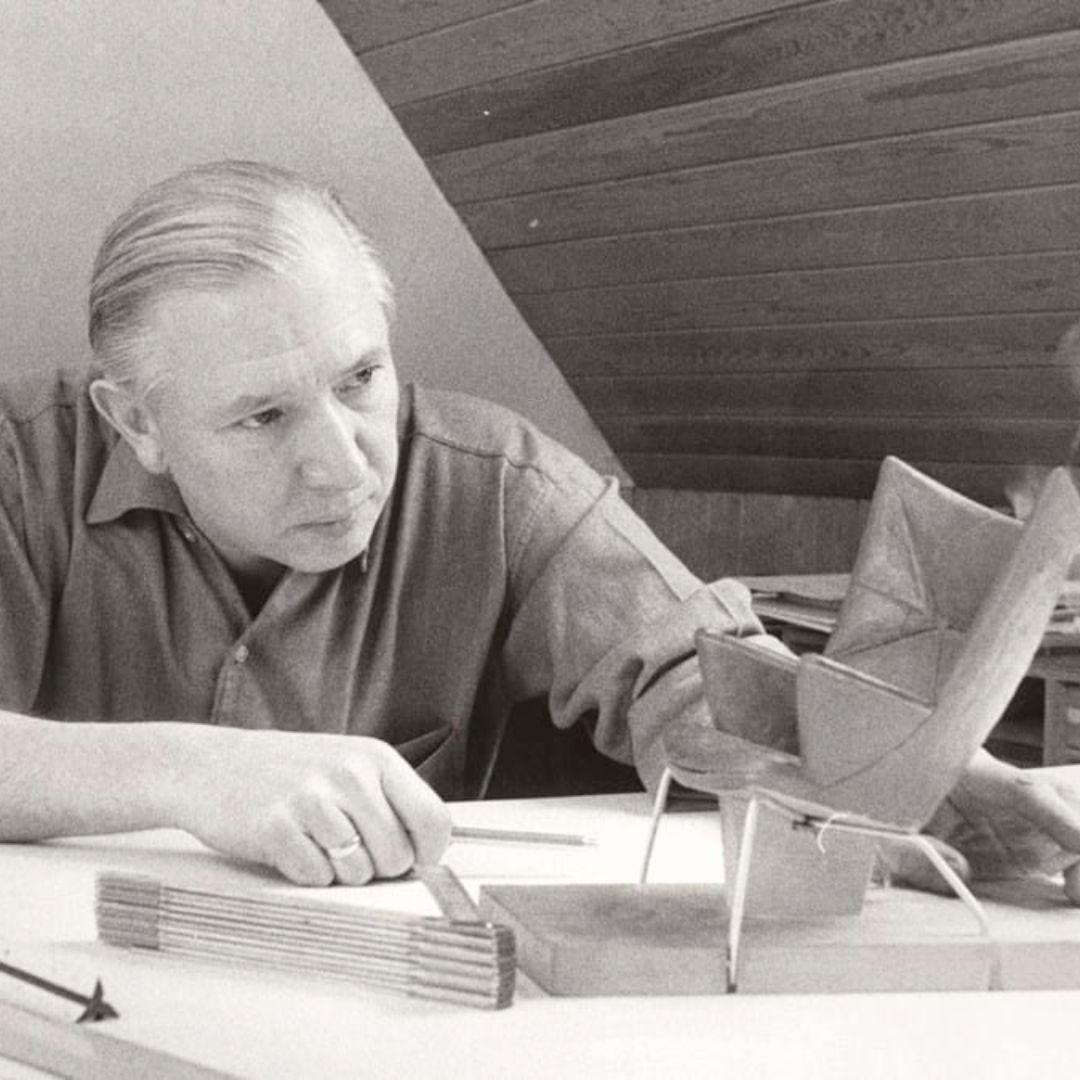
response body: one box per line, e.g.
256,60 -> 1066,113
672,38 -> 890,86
0,0 -> 624,476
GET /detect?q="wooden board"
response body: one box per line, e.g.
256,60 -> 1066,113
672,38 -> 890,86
317,0 -> 528,52
466,113 -> 1080,249
516,255 -> 1080,336
479,881 -> 1080,996
322,3 -> 1080,506
489,185 -> 1080,290
353,0 -> 808,103
574,367 -> 1076,420
625,488 -> 868,577
619,453 -> 1021,503
429,33 -> 1080,201
601,415 -> 1077,465
392,0 -> 1080,152
547,316 -> 1072,377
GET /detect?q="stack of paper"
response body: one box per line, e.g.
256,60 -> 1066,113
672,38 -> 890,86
743,574 -> 849,635
96,872 -> 515,1009
1046,581 -> 1080,645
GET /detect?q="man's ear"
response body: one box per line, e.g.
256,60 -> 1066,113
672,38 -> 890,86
89,378 -> 168,474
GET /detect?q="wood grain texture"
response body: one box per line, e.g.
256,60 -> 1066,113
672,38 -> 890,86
490,184 -> 1080,290
626,486 -> 744,578
316,0 -> 526,52
393,0 -> 1080,153
573,366 -> 1076,419
319,4 -> 1080,500
601,415 -> 1077,464
621,453 -> 1022,503
478,878 -> 1080,995
355,0 -> 808,103
465,111 -> 1080,248
547,316 -> 1074,376
429,31 -> 1080,201
515,253 -> 1080,334
625,487 -> 868,579
736,493 -> 869,576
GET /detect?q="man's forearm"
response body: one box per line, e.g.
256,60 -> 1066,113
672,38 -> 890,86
0,711 -> 196,839
0,712 -> 454,886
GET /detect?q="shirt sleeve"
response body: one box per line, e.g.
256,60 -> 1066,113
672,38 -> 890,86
501,473 -> 767,791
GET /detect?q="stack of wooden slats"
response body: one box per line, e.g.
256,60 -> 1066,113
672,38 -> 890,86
95,873 -> 515,1010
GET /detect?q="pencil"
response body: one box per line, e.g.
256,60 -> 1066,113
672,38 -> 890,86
450,825 -> 597,847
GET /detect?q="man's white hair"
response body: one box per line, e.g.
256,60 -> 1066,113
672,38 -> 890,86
88,160 -> 394,391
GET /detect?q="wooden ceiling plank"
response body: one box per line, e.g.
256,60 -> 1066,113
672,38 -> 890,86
316,0 -> 529,52
354,0 -> 808,104
546,317 -> 1075,376
465,111 -> 1080,248
599,414 -> 1077,463
489,185 -> 1080,291
618,453 -> 1022,503
393,0 -> 1080,154
430,31 -> 1080,201
512,252 -> 1080,335
570,366 -> 1076,420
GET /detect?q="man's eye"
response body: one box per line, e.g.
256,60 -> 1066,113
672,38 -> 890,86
238,407 -> 282,430
338,366 -> 377,394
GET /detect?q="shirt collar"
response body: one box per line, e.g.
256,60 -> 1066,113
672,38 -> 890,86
86,436 -> 187,525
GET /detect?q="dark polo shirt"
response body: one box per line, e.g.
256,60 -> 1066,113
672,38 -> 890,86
0,371 -> 760,796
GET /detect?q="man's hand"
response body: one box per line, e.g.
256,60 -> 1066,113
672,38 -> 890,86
174,728 -> 452,886
880,749 -> 1080,904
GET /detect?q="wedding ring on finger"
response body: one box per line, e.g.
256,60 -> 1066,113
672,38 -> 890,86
324,834 -> 362,861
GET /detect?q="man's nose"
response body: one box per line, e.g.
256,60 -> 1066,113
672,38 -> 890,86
296,401 -> 367,489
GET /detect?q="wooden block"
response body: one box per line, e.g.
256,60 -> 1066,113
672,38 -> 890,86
479,884 -> 732,996
479,881 -> 1080,997
717,794 -> 876,918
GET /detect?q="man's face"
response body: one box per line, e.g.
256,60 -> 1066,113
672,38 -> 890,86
134,242 -> 399,577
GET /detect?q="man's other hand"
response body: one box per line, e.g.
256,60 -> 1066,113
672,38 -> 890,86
878,749 -> 1080,904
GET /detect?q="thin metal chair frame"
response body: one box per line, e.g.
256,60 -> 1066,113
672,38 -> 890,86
639,768 -> 1002,993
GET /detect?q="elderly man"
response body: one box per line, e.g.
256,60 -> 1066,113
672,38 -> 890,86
1,161 -> 1078,900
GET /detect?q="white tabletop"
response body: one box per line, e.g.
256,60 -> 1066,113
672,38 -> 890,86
2,792 -> 1080,1080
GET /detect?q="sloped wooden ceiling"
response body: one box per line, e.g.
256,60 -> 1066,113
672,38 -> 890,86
318,0 -> 1080,504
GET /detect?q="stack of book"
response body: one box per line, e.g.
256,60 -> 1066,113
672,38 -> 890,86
96,872 -> 516,1010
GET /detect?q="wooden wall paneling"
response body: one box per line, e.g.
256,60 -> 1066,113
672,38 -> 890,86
736,492 -> 868,574
464,111 -> 1080,248
798,495 -> 871,575
620,453 -> 1023,505
624,487 -> 744,580
353,0 -> 809,104
572,366 -> 1076,420
624,452 -> 885,497
316,0 -> 526,51
624,487 -> 870,578
515,253 -> 1080,335
318,2 -> 1080,508
430,31 -> 1080,202
548,317 -> 1075,377
599,416 -> 1077,467
392,0 -> 1080,154
488,185 -> 1080,291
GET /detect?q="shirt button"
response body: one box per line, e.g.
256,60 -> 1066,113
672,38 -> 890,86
233,644 -> 250,664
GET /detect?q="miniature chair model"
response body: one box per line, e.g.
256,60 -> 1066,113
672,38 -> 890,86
639,458 -> 1080,990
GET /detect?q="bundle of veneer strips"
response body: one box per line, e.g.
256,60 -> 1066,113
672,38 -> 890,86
95,872 -> 516,1009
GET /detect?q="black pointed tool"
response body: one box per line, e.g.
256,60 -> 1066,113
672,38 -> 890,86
0,959 -> 119,1022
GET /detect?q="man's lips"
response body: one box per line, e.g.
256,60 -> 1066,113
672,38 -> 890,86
298,493 -> 375,530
